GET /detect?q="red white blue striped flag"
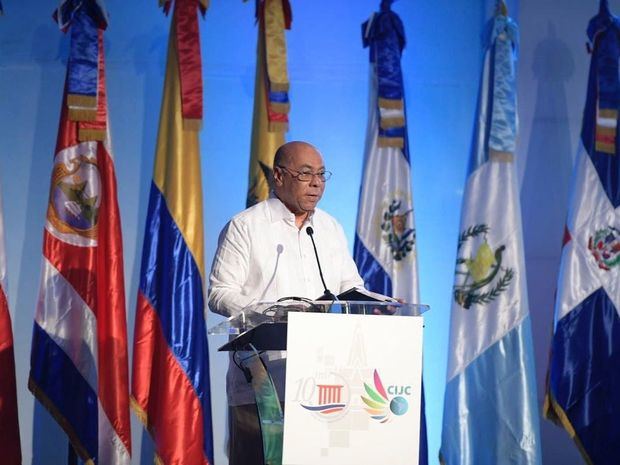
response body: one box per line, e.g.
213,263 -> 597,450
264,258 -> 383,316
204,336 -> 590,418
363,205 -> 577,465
28,4 -> 131,464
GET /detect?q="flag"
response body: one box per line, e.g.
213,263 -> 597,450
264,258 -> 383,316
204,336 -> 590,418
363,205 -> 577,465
130,1 -> 214,464
439,10 -> 542,465
246,0 -> 292,207
544,2 -> 620,462
0,186 -> 21,465
28,3 -> 131,464
353,4 -> 427,464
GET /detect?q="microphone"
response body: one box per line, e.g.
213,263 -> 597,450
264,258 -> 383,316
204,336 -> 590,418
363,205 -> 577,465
305,226 -> 336,301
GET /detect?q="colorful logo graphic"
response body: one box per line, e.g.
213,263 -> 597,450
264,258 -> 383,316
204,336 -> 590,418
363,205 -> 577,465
453,224 -> 513,309
298,374 -> 350,422
588,226 -> 620,270
361,370 -> 411,423
381,198 -> 415,261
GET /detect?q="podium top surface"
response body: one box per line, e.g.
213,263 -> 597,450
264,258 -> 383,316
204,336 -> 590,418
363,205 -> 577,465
207,300 -> 429,338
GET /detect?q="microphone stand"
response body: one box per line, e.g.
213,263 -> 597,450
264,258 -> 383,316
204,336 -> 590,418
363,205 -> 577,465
305,226 -> 342,313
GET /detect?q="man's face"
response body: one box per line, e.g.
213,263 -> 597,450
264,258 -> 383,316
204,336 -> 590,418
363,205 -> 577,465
273,144 -> 327,215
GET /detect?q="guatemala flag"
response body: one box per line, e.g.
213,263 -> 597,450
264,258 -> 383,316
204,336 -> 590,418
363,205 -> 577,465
439,12 -> 542,465
544,3 -> 620,462
354,4 -> 426,464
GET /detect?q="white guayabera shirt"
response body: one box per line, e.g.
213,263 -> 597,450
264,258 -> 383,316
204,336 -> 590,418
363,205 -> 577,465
208,196 -> 364,406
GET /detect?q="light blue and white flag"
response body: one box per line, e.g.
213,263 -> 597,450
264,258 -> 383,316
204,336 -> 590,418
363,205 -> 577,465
354,4 -> 426,464
439,13 -> 542,465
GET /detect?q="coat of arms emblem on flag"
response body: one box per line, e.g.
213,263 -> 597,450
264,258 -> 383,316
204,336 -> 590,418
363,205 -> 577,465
453,224 -> 514,310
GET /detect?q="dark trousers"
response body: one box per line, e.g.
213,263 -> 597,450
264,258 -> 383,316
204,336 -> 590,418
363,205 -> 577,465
228,402 -> 286,465
228,403 -> 265,465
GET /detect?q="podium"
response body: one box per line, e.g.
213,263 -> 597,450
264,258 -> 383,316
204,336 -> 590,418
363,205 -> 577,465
208,301 -> 427,465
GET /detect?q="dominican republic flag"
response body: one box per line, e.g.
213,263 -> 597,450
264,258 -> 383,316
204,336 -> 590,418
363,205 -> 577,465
544,3 -> 620,462
439,12 -> 542,465
28,3 -> 131,465
131,1 -> 214,464
354,5 -> 427,465
0,186 -> 21,465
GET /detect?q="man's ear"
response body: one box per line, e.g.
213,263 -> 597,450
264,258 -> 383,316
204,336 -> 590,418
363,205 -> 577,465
272,166 -> 284,186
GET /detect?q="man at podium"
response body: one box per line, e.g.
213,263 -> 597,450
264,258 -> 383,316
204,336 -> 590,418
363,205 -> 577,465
208,141 -> 364,464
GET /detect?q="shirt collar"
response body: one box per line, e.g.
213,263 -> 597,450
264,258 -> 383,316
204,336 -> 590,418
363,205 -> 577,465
267,194 -> 315,227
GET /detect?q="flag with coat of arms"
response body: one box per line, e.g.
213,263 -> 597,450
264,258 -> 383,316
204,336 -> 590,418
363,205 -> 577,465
544,2 -> 620,462
439,7 -> 542,465
28,2 -> 131,464
353,2 -> 427,464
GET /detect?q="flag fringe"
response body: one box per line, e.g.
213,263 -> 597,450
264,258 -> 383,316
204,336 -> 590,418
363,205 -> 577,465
378,97 -> 403,110
183,118 -> 202,132
596,125 -> 616,136
130,395 -> 149,427
598,108 -> 617,119
69,108 -> 98,122
269,81 -> 289,93
130,397 -> 171,465
79,128 -> 106,141
595,141 -> 615,154
29,377 -> 95,465
268,121 -> 289,132
489,149 -> 514,163
378,136 -> 404,148
269,101 -> 290,114
67,94 -> 97,108
380,116 -> 405,129
543,391 -> 594,465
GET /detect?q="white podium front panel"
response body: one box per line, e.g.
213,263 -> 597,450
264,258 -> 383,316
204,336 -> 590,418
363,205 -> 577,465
283,312 -> 423,465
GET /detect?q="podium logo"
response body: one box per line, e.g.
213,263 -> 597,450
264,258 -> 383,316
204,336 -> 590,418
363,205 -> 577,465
361,370 -> 411,423
296,374 -> 350,422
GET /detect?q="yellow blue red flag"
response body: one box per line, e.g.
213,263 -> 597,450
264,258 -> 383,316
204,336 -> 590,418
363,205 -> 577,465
246,0 -> 292,207
131,1 -> 214,464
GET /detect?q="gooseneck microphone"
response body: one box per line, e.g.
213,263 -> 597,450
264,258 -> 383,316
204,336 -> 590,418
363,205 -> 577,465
305,226 -> 336,300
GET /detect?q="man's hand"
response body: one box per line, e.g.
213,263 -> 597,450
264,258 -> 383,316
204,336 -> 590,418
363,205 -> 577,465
372,298 -> 404,315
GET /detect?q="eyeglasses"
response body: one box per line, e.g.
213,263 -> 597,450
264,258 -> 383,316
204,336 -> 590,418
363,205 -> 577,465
277,165 -> 332,182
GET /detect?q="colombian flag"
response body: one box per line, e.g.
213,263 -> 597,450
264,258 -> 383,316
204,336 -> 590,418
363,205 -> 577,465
131,1 -> 214,464
246,0 -> 291,207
